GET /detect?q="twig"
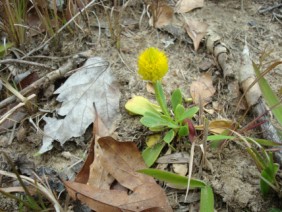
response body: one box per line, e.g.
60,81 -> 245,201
91,10 -> 101,44
8,123 -> 17,145
25,55 -> 73,60
0,94 -> 36,125
0,50 -> 92,109
259,3 -> 282,14
0,59 -> 54,69
273,13 -> 282,25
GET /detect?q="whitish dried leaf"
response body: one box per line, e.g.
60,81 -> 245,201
184,19 -> 208,51
65,137 -> 172,211
212,101 -> 223,112
204,108 -> 215,115
190,72 -> 215,106
39,57 -> 120,154
172,164 -> 188,176
157,152 -> 190,164
175,0 -> 204,13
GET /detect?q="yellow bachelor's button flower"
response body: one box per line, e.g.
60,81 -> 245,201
138,47 -> 168,82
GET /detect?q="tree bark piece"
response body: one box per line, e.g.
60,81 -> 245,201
206,30 -> 235,80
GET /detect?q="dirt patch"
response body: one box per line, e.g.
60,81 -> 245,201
1,0 -> 282,211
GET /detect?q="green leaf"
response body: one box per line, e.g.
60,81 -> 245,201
210,140 -> 223,149
171,89 -> 182,112
207,135 -> 235,141
260,167 -> 275,196
154,81 -> 170,117
140,112 -> 168,128
179,125 -> 188,137
141,112 -> 179,129
177,106 -> 199,122
247,138 -> 282,147
253,62 -> 282,126
259,152 -> 279,196
208,135 -> 235,149
149,126 -> 165,132
246,148 -> 265,171
175,104 -> 185,121
269,208 -> 282,212
163,129 -> 175,144
142,143 -> 166,167
160,115 -> 178,128
0,42 -> 13,57
138,168 -> 206,188
125,96 -> 161,116
200,186 -> 214,212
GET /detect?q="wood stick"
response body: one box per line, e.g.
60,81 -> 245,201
0,59 -> 53,69
239,44 -> 282,164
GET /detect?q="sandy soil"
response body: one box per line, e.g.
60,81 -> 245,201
1,0 -> 282,211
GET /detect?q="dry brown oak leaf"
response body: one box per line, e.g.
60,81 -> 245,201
65,137 -> 172,212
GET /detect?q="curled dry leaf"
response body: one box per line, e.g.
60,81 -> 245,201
175,0 -> 204,13
190,72 -> 215,106
196,119 -> 235,134
147,0 -> 174,28
184,19 -> 208,51
65,137 -> 172,211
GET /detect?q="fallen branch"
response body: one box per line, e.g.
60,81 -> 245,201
238,44 -> 282,164
0,50 -> 93,109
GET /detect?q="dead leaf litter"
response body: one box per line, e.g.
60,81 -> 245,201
1,0 -> 282,211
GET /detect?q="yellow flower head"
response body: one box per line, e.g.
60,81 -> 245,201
138,47 -> 168,82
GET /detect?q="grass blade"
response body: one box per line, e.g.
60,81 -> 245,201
138,168 -> 206,188
253,61 -> 282,126
200,185 -> 214,212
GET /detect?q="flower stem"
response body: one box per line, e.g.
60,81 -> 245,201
154,80 -> 170,117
